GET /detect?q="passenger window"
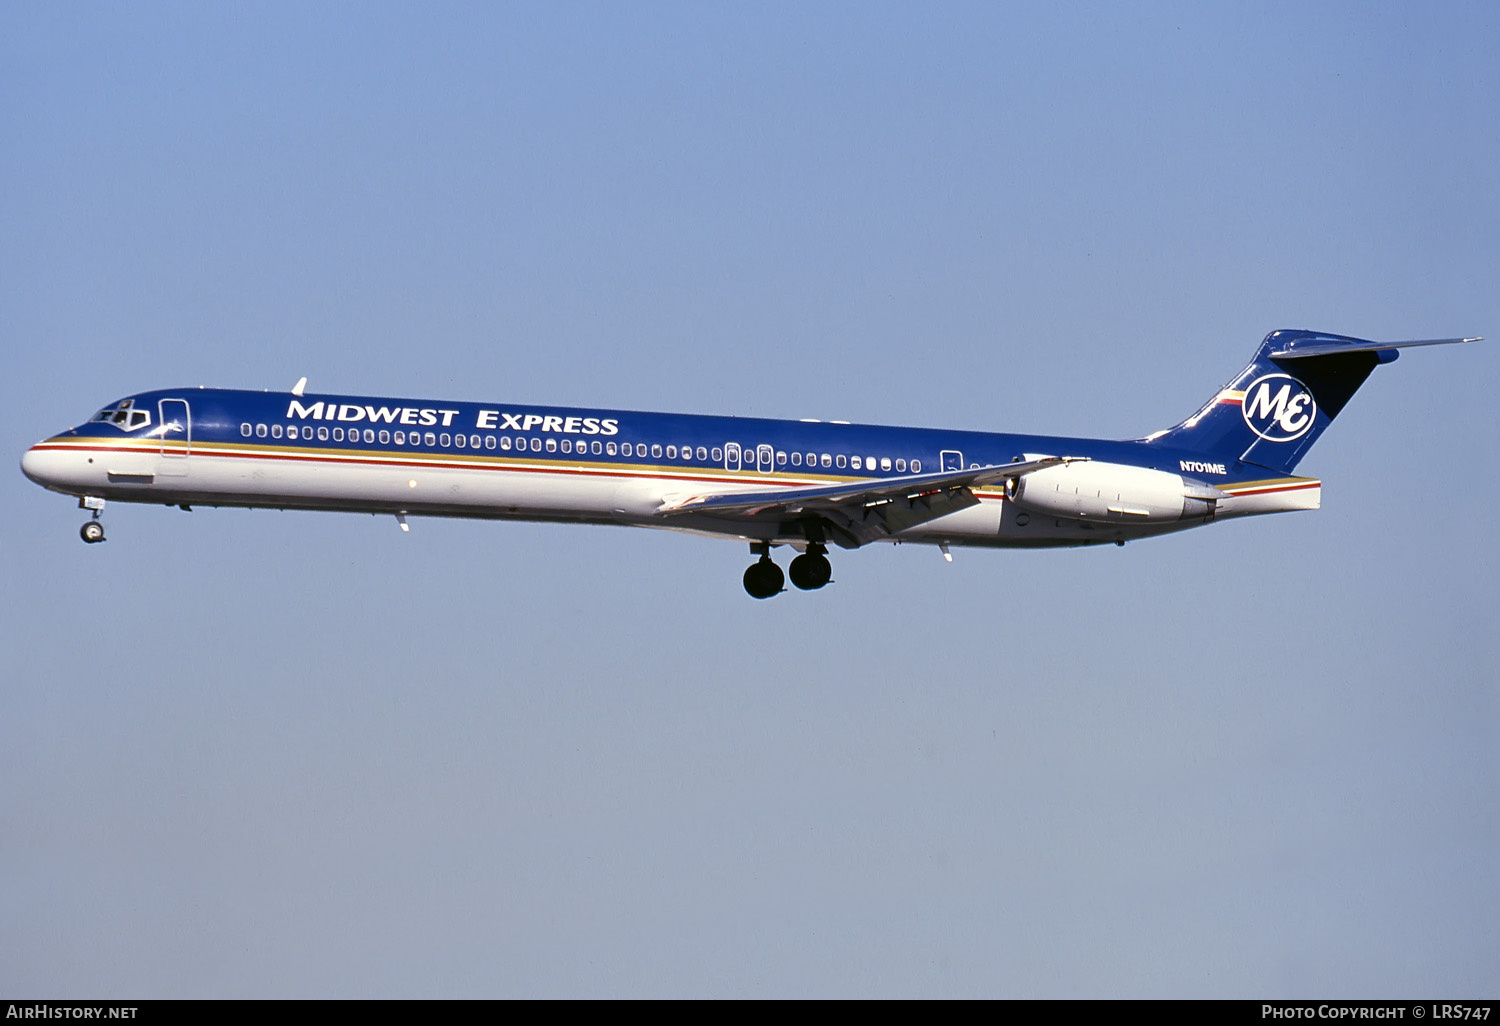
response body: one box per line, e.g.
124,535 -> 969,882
530,437 -> 541,452
777,451 -> 786,465
820,453 -> 831,468
836,455 -> 846,469
318,426 -> 329,441
271,424 -> 283,438
806,452 -> 815,466
240,423 -> 252,437
651,444 -> 662,458
881,457 -> 891,471
470,435 -> 480,449
712,447 -> 722,461
394,431 -> 404,444
606,441 -> 617,456
485,435 -> 496,449
332,427 -> 343,441
791,452 -> 801,466
362,429 -> 373,443
425,432 -> 436,446
895,458 -> 906,472
911,459 -> 921,472
500,436 -> 511,450
546,438 -> 557,452
666,445 -> 676,459
455,434 -> 466,448
379,430 -> 390,444
592,441 -> 602,455
561,439 -> 571,453
850,456 -> 861,470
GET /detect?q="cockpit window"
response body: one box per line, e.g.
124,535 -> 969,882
92,399 -> 152,432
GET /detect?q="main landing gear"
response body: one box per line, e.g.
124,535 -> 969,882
743,554 -> 783,599
79,496 -> 106,544
742,541 -> 833,599
789,546 -> 832,591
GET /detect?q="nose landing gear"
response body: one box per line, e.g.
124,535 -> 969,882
78,496 -> 106,543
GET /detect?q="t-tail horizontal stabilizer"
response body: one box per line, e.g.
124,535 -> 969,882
1147,330 -> 1483,476
1267,336 -> 1482,359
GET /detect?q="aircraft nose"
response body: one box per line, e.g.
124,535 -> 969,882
20,442 -> 61,487
21,444 -> 44,483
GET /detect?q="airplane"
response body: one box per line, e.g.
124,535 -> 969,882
20,329 -> 1480,598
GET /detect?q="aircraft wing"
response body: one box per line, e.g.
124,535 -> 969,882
655,456 -> 1085,548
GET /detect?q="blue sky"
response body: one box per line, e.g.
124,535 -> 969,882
3,1 -> 1496,997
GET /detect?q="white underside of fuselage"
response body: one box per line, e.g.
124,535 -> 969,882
21,439 -> 1321,550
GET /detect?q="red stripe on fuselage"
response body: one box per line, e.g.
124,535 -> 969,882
1220,480 -> 1319,497
30,439 -> 1320,501
27,440 -> 833,491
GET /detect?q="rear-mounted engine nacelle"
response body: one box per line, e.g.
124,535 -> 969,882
1004,460 -> 1218,523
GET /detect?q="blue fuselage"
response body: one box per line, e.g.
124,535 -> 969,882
22,386 -> 1318,553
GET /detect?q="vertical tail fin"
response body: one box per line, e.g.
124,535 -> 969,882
1145,330 -> 1480,474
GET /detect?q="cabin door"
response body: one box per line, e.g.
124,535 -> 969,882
158,399 -> 191,476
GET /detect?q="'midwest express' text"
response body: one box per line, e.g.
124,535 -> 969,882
286,401 -> 619,435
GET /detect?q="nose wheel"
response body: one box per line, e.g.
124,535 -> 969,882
78,496 -> 106,543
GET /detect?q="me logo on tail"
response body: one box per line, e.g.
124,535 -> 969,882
1242,373 -> 1317,442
